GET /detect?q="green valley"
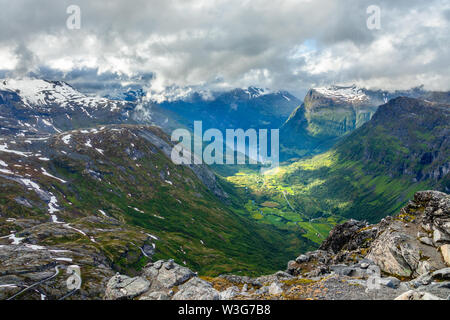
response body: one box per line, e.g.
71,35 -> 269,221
223,97 -> 449,238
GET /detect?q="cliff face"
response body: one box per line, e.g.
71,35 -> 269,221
280,85 -> 383,159
302,86 -> 379,138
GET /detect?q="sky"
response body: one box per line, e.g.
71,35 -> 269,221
0,0 -> 449,100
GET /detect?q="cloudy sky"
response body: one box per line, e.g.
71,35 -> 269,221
0,0 -> 449,99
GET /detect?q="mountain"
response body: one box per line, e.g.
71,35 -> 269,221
156,87 -> 301,132
279,85 -> 450,160
1,78 -> 448,300
0,79 -> 135,136
239,97 -> 449,224
280,85 -> 387,159
0,79 -> 301,146
0,123 -> 319,297
336,97 -> 450,186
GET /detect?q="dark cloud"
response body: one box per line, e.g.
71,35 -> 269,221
0,0 -> 448,97
12,43 -> 39,76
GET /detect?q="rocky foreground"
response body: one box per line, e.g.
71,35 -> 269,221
104,190 -> 450,300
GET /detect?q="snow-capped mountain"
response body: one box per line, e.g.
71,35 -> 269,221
145,85 -> 292,104
312,85 -> 370,104
0,79 -> 302,138
0,78 -> 134,136
243,86 -> 272,99
280,85 -> 400,159
0,79 -> 128,111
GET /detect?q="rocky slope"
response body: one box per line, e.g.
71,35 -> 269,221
102,190 -> 449,300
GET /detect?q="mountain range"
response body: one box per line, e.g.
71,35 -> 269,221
0,77 -> 449,300
156,87 -> 301,132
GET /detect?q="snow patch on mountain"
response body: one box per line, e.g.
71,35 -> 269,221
0,143 -> 31,157
0,78 -> 126,112
1,79 -> 83,107
61,134 -> 72,145
145,85 -> 280,103
146,86 -> 214,103
314,85 -> 368,103
243,87 -> 272,99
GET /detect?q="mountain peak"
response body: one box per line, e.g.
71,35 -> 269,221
0,78 -> 85,107
0,78 -> 133,137
243,86 -> 270,98
0,77 -> 129,111
311,85 -> 368,104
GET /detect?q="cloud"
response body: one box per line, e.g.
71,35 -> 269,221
0,0 -> 449,98
12,43 -> 39,77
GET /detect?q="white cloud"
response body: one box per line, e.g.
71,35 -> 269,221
0,0 -> 449,96
0,47 -> 18,70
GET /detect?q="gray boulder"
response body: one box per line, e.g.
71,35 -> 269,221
379,277 -> 401,289
220,286 -> 240,300
394,290 -> 443,300
142,260 -> 195,289
367,225 -> 420,277
417,260 -> 433,275
330,265 -> 366,278
295,254 -> 309,263
431,267 -> 450,280
138,291 -> 171,300
268,282 -> 283,295
433,229 -> 450,246
419,237 -> 434,246
409,272 -> 433,288
172,277 -> 220,300
104,275 -> 150,300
